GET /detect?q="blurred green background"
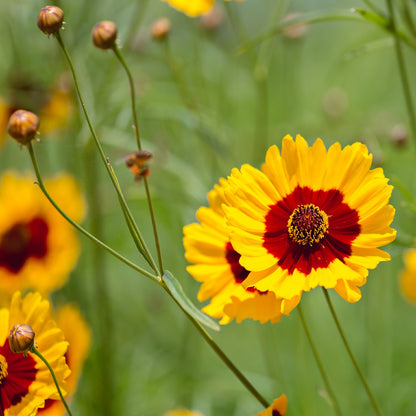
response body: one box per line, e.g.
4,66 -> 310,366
1,0 -> 416,415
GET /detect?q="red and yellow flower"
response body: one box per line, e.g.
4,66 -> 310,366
162,0 -> 244,17
223,134 -> 396,304
0,292 -> 70,416
38,304 -> 91,416
254,394 -> 287,416
184,178 -> 300,324
0,172 -> 85,298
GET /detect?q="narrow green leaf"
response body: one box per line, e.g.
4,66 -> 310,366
162,270 -> 220,332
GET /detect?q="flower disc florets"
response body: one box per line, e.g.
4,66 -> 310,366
37,6 -> 64,35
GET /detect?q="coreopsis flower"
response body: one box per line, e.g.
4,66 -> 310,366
184,178 -> 300,324
162,0 -> 244,17
253,394 -> 287,416
223,134 -> 396,304
163,409 -> 204,416
38,304 -> 91,416
400,248 -> 416,303
0,291 -> 70,416
0,172 -> 85,297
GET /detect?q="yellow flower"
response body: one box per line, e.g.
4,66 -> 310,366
37,304 -> 91,416
253,394 -> 287,416
223,134 -> 396,304
184,179 -> 300,324
0,291 -> 70,416
163,409 -> 204,416
0,172 -> 85,297
400,248 -> 416,303
162,0 -> 244,17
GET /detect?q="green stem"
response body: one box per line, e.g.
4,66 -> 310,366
26,143 -> 160,284
298,304 -> 343,416
162,283 -> 269,409
322,289 -> 383,416
386,0 -> 416,147
31,347 -> 73,416
54,31 -> 159,274
112,44 -> 164,274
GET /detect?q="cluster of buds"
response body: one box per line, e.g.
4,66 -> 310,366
9,324 -> 35,355
7,110 -> 40,145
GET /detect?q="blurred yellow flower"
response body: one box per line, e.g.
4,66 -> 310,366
38,304 -> 91,416
253,394 -> 287,416
0,75 -> 74,148
162,0 -> 244,17
400,248 -> 416,303
0,172 -> 85,298
184,178 -> 299,324
163,408 -> 204,416
0,291 -> 70,416
224,135 -> 396,304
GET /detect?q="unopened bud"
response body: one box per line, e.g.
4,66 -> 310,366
151,18 -> 171,40
391,123 -> 407,147
37,6 -> 64,35
7,110 -> 40,145
9,324 -> 35,354
199,6 -> 224,31
92,21 -> 118,49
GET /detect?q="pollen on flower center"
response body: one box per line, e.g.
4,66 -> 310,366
287,204 -> 329,246
0,354 -> 8,384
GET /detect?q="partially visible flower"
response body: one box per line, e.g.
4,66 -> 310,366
38,304 -> 91,416
400,248 -> 416,303
253,394 -> 287,416
223,135 -> 396,304
0,172 -> 85,297
163,409 -> 204,416
0,291 -> 70,416
162,0 -> 244,17
184,178 -> 300,325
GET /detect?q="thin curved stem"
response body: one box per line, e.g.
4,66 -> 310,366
112,44 -> 164,274
54,31 -> 159,274
386,0 -> 416,147
298,304 -> 343,416
27,143 -> 160,284
322,289 -> 383,416
161,283 -> 270,409
31,347 -> 73,416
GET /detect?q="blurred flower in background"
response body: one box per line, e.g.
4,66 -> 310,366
184,178 -> 300,324
162,0 -> 244,17
0,74 -> 74,148
400,248 -> 416,303
38,304 -> 91,416
0,172 -> 85,299
0,291 -> 70,416
163,408 -> 204,416
223,135 -> 396,304
253,394 -> 287,416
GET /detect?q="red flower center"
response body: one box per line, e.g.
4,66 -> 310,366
225,242 -> 250,284
0,218 -> 48,273
263,186 -> 360,275
0,340 -> 37,413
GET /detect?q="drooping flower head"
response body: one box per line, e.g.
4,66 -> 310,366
38,304 -> 91,416
0,292 -> 70,416
184,178 -> 300,325
0,172 -> 85,298
223,135 -> 396,303
162,0 -> 244,17
253,394 -> 287,416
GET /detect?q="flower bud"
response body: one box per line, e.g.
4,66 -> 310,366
7,110 -> 40,145
391,123 -> 407,147
92,21 -> 118,49
37,6 -> 64,35
125,150 -> 152,182
151,18 -> 171,40
9,324 -> 35,354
